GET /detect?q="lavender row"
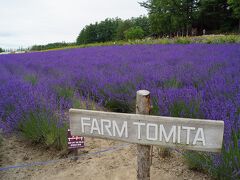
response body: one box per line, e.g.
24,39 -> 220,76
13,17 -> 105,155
0,44 -> 239,174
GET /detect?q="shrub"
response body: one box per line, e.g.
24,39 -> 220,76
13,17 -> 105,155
124,26 -> 144,40
105,99 -> 133,113
19,109 -> 67,150
184,130 -> 240,179
183,151 -> 213,172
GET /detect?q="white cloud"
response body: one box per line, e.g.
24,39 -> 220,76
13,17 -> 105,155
0,0 -> 147,49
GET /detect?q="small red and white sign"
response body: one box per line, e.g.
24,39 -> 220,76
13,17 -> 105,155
67,129 -> 84,149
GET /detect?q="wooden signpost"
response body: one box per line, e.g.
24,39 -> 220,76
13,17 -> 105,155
69,90 -> 224,180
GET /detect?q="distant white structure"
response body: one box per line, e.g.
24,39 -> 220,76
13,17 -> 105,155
0,51 -> 27,55
15,51 -> 26,54
0,52 -> 11,55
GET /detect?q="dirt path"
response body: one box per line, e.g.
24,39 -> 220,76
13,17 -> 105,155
0,135 -> 211,180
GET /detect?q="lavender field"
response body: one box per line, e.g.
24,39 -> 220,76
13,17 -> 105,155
0,44 -> 240,178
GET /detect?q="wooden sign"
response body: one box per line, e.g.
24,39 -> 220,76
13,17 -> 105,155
70,90 -> 225,180
69,109 -> 224,152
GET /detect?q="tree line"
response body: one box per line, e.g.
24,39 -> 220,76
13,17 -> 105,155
140,0 -> 240,37
28,0 -> 240,50
76,16 -> 150,45
0,48 -> 4,53
31,42 -> 76,51
76,0 -> 239,45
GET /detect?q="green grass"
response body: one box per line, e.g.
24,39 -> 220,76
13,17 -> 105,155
24,74 -> 38,85
72,96 -> 100,110
169,100 -> 202,119
164,78 -> 182,88
31,34 -> 240,53
55,86 -> 74,100
105,99 -> 133,113
19,109 -> 67,150
151,97 -> 160,116
17,94 -> 102,151
183,151 -> 213,172
184,130 -> 240,179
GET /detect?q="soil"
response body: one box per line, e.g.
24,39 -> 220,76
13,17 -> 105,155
0,135 -> 211,180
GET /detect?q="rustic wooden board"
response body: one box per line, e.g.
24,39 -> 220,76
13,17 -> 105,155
69,109 -> 224,152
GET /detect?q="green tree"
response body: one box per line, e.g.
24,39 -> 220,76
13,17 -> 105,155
95,18 -> 120,42
140,0 -> 238,35
124,26 -> 145,39
228,0 -> 240,32
31,42 -> 75,51
131,16 -> 151,36
140,0 -> 198,36
77,18 -> 120,44
0,47 -> 4,53
115,19 -> 134,40
198,0 -> 234,33
115,17 -> 151,40
76,23 -> 98,44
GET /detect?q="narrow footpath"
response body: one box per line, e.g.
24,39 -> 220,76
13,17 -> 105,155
0,135 -> 211,180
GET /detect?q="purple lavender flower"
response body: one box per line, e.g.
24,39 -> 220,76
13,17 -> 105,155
0,44 -> 240,173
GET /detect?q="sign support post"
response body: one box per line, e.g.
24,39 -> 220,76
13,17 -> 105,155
73,148 -> 78,161
136,90 -> 151,180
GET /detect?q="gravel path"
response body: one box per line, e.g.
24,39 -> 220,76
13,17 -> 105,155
0,135 -> 211,180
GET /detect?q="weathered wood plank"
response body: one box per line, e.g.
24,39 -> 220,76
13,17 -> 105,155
69,108 -> 224,152
136,90 -> 151,180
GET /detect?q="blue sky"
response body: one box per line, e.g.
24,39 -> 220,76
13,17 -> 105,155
0,0 -> 147,49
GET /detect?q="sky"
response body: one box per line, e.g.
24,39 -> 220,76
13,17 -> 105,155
0,0 -> 147,49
